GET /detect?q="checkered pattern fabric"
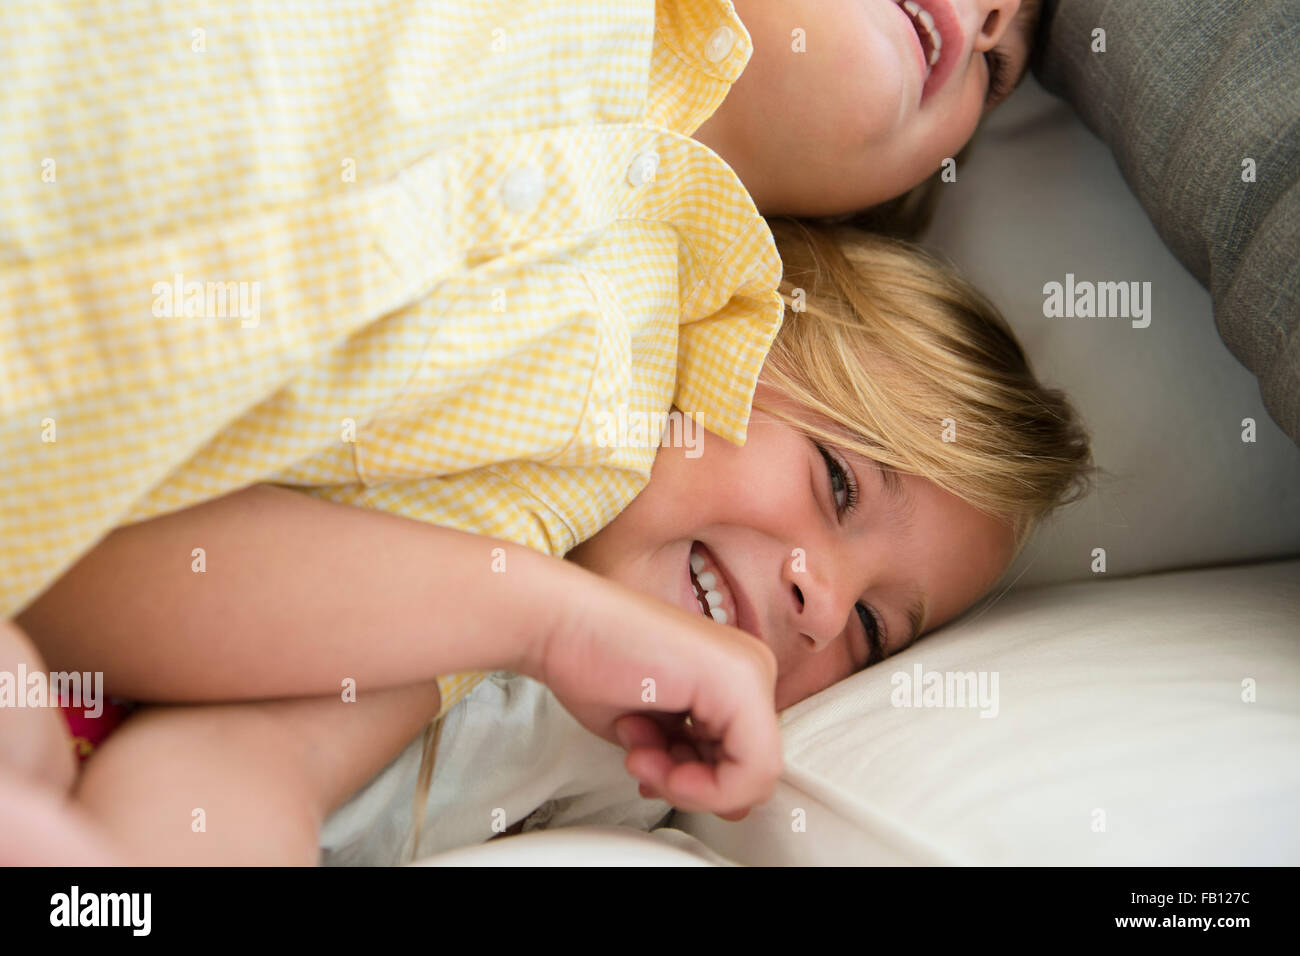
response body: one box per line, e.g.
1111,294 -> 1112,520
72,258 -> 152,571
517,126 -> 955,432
0,0 -> 783,717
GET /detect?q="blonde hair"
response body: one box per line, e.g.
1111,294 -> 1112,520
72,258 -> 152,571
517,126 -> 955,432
405,716 -> 444,862
404,213 -> 1094,858
757,216 -> 1094,557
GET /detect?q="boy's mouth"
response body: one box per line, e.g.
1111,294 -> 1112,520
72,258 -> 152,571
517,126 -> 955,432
893,0 -> 961,104
899,0 -> 942,75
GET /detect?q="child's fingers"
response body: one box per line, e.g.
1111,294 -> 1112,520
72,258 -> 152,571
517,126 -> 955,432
632,749 -> 752,820
624,744 -> 676,788
621,733 -> 716,810
705,673 -> 784,813
715,806 -> 751,822
616,712 -> 703,774
616,704 -> 778,817
613,713 -> 667,753
631,760 -> 725,816
616,714 -> 678,792
684,723 -> 718,764
668,741 -> 699,764
640,776 -> 750,818
619,712 -> 716,762
658,753 -> 770,818
629,751 -> 741,817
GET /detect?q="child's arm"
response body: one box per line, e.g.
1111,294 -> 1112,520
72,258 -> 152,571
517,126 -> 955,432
0,619 -> 75,795
19,483 -> 784,818
73,679 -> 443,866
18,483 -> 557,703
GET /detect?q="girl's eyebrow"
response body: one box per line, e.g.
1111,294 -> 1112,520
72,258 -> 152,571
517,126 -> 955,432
876,461 -> 917,527
879,461 -> 904,499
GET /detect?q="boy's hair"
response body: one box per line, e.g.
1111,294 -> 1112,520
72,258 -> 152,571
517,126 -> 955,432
756,216 -> 1095,559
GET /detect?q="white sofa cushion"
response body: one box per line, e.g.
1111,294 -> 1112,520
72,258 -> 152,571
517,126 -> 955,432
676,558 -> 1300,865
924,79 -> 1300,591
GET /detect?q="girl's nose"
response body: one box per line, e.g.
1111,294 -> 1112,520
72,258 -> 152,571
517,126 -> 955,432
785,568 -> 854,652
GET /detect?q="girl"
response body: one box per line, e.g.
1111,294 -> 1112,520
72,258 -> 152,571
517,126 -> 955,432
10,219 -> 1093,864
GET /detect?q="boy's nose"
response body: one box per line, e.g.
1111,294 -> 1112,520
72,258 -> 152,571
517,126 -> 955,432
971,0 -> 1024,52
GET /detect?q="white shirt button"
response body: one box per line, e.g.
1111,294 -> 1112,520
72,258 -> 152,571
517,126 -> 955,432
704,25 -> 736,63
500,164 -> 545,213
626,150 -> 659,187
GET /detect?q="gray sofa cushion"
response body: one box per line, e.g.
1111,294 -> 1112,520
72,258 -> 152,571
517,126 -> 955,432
1032,0 -> 1300,447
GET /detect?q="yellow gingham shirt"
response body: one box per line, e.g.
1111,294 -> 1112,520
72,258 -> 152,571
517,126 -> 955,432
0,0 -> 782,717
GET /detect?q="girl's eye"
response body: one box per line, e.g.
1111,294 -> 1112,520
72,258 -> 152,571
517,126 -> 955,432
815,442 -> 859,519
984,48 -> 1012,108
813,442 -> 881,667
855,602 -> 887,671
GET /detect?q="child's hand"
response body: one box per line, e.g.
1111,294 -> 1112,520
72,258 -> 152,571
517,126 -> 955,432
521,576 -> 782,821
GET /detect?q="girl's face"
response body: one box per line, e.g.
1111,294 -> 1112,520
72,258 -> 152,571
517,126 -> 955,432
566,382 -> 1018,712
693,0 -> 1036,217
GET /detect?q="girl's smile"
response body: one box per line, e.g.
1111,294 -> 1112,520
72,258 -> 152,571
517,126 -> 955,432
568,382 -> 1018,712
684,540 -> 751,636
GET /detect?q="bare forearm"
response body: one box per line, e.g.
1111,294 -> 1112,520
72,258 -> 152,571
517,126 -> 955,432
75,704 -> 326,866
74,680 -> 442,866
17,483 -> 568,701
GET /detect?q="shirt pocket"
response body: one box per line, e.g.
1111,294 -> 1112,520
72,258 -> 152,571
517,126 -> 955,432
351,264 -> 630,485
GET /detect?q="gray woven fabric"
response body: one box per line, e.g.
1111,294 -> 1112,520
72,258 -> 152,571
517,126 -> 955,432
1032,0 -> 1300,447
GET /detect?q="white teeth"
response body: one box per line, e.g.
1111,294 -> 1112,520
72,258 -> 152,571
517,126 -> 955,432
690,547 -> 732,626
899,0 -> 942,74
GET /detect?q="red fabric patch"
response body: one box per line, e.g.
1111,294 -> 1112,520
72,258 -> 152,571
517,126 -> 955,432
60,698 -> 136,761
